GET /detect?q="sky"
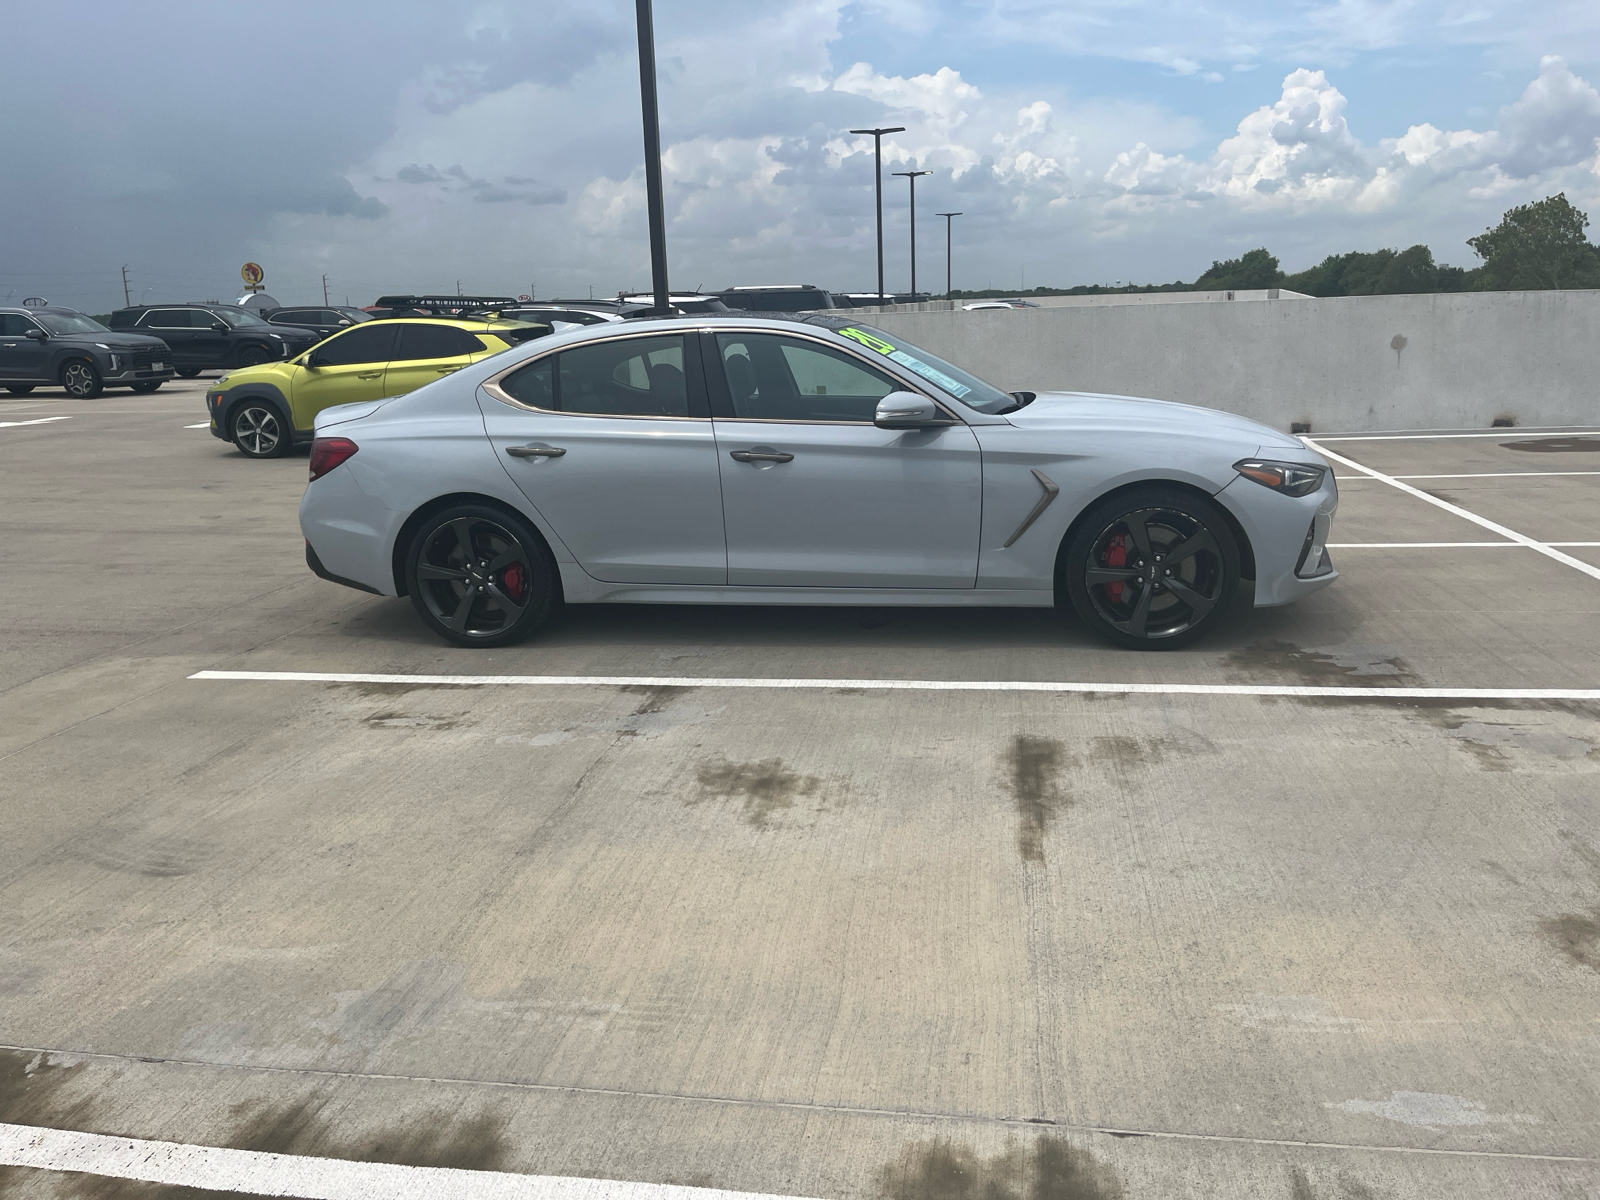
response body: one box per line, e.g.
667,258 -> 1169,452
3,0 -> 1599,311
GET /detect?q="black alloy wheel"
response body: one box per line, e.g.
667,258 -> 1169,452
406,505 -> 558,648
1063,486 -> 1239,650
130,381 -> 163,394
61,359 -> 103,398
177,367 -> 202,378
238,346 -> 271,368
5,385 -> 35,395
230,402 -> 288,458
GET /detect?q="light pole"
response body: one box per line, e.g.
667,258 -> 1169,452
892,170 -> 931,297
849,126 -> 905,303
636,0 -> 670,315
936,212 -> 961,299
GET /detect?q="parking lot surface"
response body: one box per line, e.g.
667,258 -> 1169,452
1,379 -> 1597,1198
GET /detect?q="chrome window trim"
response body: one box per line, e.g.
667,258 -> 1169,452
481,328 -> 708,422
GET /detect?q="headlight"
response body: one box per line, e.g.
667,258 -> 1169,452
269,333 -> 283,339
1233,458 -> 1326,497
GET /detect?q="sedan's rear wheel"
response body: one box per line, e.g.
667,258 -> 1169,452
1063,486 -> 1239,650
230,402 -> 289,458
61,359 -> 103,398
406,505 -> 558,647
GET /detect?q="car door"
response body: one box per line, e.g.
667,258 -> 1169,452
480,331 -> 727,584
383,323 -> 482,397
288,323 -> 397,429
193,310 -> 235,366
0,314 -> 47,379
706,330 -> 983,588
138,309 -> 198,364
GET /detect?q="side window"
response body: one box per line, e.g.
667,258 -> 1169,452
142,309 -> 193,329
272,310 -> 311,324
0,314 -> 37,336
499,357 -> 555,409
559,335 -> 687,417
714,333 -> 896,422
392,324 -> 475,361
313,325 -> 397,366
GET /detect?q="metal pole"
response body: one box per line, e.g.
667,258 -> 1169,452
850,126 -> 904,302
892,170 -> 931,296
120,265 -> 130,307
936,212 -> 961,298
637,0 -> 670,314
322,274 -> 329,305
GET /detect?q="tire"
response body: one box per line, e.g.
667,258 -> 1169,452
406,504 -> 559,648
130,381 -> 162,394
237,346 -> 271,368
1062,486 -> 1240,650
230,401 -> 290,458
61,359 -> 103,398
5,385 -> 35,395
177,367 -> 202,378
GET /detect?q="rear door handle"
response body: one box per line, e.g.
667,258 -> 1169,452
506,444 -> 566,458
729,450 -> 794,463
436,366 -> 461,374
357,370 -> 382,379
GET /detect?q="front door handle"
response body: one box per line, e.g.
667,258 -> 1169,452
506,444 -> 566,458
729,450 -> 794,463
357,370 -> 382,379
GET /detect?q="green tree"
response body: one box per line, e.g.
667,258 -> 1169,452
1467,193 -> 1600,290
1193,248 -> 1283,290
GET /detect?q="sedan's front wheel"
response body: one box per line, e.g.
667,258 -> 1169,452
1063,486 -> 1240,650
406,505 -> 559,647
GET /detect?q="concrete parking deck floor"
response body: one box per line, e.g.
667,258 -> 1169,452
1,381 -> 1597,1199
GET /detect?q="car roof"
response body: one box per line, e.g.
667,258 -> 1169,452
1,305 -> 83,316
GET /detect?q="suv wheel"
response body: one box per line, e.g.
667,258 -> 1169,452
5,385 -> 35,396
177,367 -> 202,378
406,505 -> 560,648
237,346 -> 271,368
230,402 -> 289,458
1062,486 -> 1240,650
61,360 -> 103,398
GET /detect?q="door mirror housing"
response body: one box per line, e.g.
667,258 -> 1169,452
304,350 -> 327,368
23,328 -> 47,341
211,321 -> 229,332
875,391 -> 951,429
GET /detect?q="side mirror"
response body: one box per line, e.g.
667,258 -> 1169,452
211,321 -> 228,332
304,351 -> 326,368
875,391 -> 947,429
23,328 -> 47,341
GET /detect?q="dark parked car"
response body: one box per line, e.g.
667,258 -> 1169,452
265,306 -> 373,342
108,304 -> 320,375
0,306 -> 175,397
715,285 -> 836,311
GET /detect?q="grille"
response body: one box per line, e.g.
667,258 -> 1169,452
130,347 -> 165,369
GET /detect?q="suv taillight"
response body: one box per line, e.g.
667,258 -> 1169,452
309,437 -> 358,481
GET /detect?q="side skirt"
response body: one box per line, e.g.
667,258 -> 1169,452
557,568 -> 1054,608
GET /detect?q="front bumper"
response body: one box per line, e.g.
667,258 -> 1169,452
1215,469 -> 1340,607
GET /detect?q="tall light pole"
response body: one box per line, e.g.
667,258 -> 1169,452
892,170 -> 931,297
849,126 -> 905,303
636,0 -> 670,315
936,212 -> 961,299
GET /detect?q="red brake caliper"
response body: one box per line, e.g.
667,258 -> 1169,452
501,563 -> 526,602
1103,534 -> 1127,604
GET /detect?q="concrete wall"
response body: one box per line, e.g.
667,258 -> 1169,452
864,289 -> 1600,433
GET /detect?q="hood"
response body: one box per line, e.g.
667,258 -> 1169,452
1006,390 -> 1306,453
72,332 -> 171,350
314,399 -> 393,431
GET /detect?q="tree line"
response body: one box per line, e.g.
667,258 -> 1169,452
950,193 -> 1600,299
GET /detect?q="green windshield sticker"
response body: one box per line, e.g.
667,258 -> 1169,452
840,327 -> 972,398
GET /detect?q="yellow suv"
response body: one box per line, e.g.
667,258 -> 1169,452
206,316 -> 546,458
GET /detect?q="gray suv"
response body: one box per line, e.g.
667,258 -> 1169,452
0,306 -> 175,397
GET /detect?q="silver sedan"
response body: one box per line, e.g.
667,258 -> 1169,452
299,314 -> 1337,650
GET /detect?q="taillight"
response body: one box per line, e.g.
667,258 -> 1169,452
309,437 -> 359,481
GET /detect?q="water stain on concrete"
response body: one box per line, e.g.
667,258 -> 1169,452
1539,910 -> 1600,971
226,1095 -> 512,1172
78,825 -> 213,878
1501,436 -> 1600,453
877,1136 -> 1124,1200
345,682 -> 475,698
693,757 -> 824,829
619,684 -> 690,715
1005,735 -> 1074,864
1223,640 -> 1419,687
364,712 -> 465,730
0,1050 -> 91,1128
1423,716 -> 1597,771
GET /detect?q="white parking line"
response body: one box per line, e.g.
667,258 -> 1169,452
185,422 -> 210,429
0,416 -> 72,428
1329,541 -> 1600,549
1336,471 -> 1600,481
1314,430 -> 1600,442
189,671 -> 1600,701
0,1121 -> 820,1200
1304,438 -> 1600,583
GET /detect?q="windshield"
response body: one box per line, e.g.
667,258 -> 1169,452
213,308 -> 270,327
835,325 -> 1013,412
35,312 -> 111,335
